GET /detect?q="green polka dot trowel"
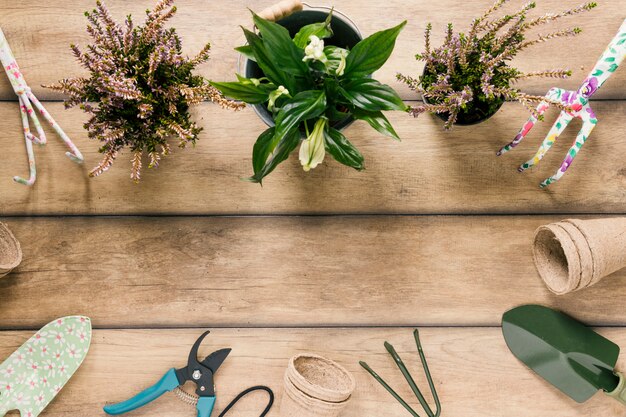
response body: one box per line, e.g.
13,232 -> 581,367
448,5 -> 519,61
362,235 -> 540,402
502,305 -> 626,406
0,316 -> 92,417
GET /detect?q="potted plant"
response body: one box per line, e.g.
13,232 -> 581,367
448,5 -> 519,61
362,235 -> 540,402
45,0 -> 244,181
211,9 -> 407,183
397,1 -> 597,129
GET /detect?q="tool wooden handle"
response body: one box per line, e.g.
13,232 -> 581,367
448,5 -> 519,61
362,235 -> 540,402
258,0 -> 303,21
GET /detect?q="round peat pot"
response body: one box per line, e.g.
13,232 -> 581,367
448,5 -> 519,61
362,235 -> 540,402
243,8 -> 362,132
421,68 -> 504,126
0,222 -> 22,278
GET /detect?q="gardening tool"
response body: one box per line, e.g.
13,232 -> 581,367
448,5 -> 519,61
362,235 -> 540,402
497,19 -> 626,188
502,304 -> 626,405
0,26 -> 83,186
0,316 -> 92,417
360,330 -> 441,417
103,331 -> 273,417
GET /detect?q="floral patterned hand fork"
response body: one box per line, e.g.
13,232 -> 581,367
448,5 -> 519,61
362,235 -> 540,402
0,27 -> 83,186
498,19 -> 626,188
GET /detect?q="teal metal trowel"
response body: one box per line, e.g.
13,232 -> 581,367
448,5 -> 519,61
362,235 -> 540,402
502,305 -> 626,405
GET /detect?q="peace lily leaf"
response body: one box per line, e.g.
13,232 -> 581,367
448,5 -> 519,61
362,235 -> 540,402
324,46 -> 349,75
340,78 -> 407,112
252,12 -> 308,77
242,27 -> 294,91
343,21 -> 406,78
293,11 -> 334,48
324,126 -> 364,170
210,80 -> 271,104
273,90 -> 327,147
252,126 -> 276,174
353,108 -> 401,140
235,45 -> 256,62
248,127 -> 301,183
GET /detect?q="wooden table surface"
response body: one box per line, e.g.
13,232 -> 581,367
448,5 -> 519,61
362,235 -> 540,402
1,1 -> 625,416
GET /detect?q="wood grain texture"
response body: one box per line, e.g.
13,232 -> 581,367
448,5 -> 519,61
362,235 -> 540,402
0,0 -> 624,101
2,215 -> 626,329
0,101 -> 625,215
2,327 -> 625,417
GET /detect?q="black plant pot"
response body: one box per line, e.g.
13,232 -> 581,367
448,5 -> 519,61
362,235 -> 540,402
421,68 -> 504,126
243,8 -> 362,132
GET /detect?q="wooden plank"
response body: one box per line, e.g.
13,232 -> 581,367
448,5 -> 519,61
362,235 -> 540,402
0,101 -> 625,215
1,328 -> 624,417
0,0 -> 624,101
2,215 -> 626,329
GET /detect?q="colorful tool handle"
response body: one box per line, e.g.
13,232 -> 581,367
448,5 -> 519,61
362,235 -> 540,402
607,372 -> 626,406
197,396 -> 217,417
103,368 -> 180,415
584,18 -> 626,93
258,0 -> 303,21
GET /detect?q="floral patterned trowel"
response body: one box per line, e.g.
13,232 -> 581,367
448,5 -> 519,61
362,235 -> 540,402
0,316 -> 92,417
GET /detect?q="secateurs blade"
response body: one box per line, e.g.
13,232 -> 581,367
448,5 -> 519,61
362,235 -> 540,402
103,331 -> 230,417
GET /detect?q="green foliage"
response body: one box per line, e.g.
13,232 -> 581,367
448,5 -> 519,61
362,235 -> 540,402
212,11 -> 407,183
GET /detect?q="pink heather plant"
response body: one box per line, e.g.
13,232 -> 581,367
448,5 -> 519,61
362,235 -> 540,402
398,1 -> 597,129
46,0 -> 243,181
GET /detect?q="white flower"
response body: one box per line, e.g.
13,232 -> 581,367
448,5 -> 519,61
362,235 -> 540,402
67,344 -> 82,359
303,35 -> 327,63
299,118 -> 328,172
267,86 -> 290,112
335,49 -> 348,76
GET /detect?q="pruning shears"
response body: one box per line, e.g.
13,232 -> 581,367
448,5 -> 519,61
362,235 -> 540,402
104,331 -> 230,417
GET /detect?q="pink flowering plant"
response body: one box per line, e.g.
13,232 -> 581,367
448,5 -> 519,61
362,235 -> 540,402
212,12 -> 407,183
46,0 -> 243,181
397,0 -> 597,129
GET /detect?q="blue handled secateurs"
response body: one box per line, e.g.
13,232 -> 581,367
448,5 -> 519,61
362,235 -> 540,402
103,331 -> 273,417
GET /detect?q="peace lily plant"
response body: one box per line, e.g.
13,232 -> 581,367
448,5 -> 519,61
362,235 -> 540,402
212,11 -> 407,183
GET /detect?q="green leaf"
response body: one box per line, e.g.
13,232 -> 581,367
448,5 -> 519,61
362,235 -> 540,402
293,11 -> 334,48
248,127 -> 301,183
352,109 -> 401,140
324,46 -> 348,74
252,12 -> 308,77
324,126 -> 364,170
249,90 -> 327,182
273,90 -> 327,143
242,27 -> 294,91
252,126 -> 276,174
340,79 -> 407,112
343,21 -> 406,78
235,45 -> 256,62
209,80 -> 271,104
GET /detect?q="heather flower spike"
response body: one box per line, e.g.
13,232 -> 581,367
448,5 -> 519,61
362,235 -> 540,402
399,1 -> 598,129
0,27 -> 83,186
46,0 -> 243,182
498,19 -> 626,188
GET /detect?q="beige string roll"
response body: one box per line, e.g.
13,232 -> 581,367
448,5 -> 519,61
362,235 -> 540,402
258,0 -> 304,22
0,222 -> 22,278
279,354 -> 356,417
533,217 -> 626,294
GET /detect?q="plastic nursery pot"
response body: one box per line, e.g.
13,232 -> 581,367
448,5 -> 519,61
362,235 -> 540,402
0,222 -> 22,278
242,6 -> 363,133
421,67 -> 504,126
279,353 -> 356,417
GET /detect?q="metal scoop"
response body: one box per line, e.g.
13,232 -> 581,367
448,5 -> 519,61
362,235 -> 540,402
502,304 -> 626,405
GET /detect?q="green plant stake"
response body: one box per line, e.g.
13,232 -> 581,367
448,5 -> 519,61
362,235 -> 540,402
360,330 -> 441,417
212,10 -> 407,183
503,305 -> 626,406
